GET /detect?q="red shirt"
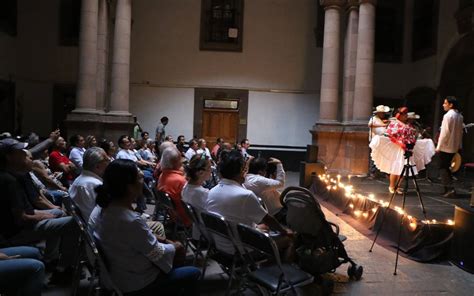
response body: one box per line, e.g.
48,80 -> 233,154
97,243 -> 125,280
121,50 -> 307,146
49,150 -> 74,180
157,169 -> 190,226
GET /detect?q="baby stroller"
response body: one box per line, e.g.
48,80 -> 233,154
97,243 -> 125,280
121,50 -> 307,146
280,186 -> 363,281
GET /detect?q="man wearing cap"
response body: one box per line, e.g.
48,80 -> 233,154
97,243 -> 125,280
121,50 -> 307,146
0,138 -> 79,283
436,96 -> 464,198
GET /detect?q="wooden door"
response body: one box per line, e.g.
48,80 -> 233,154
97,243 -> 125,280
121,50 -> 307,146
202,109 -> 239,148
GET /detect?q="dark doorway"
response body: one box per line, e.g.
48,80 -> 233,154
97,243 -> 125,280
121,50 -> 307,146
53,84 -> 76,139
0,80 -> 15,134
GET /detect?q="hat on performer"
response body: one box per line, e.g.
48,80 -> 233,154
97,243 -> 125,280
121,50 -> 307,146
407,112 -> 420,119
373,105 -> 390,114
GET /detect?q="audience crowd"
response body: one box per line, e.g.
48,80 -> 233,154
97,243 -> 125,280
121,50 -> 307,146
0,123 -> 289,296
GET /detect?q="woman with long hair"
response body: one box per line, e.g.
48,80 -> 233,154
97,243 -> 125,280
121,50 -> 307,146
94,159 -> 200,295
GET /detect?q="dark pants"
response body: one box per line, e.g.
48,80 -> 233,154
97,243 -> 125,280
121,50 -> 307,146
124,266 -> 201,296
439,151 -> 455,191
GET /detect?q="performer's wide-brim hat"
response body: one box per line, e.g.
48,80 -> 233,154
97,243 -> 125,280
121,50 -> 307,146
407,112 -> 420,119
450,153 -> 462,173
373,105 -> 390,113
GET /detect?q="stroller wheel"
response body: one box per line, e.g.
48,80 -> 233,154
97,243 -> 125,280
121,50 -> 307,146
348,264 -> 363,280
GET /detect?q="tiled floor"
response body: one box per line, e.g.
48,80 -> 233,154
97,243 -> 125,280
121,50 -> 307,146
43,172 -> 474,295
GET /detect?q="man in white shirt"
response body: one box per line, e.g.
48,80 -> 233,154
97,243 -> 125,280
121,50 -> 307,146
69,147 -> 110,221
244,157 -> 285,217
68,134 -> 86,171
436,96 -> 464,198
185,139 -> 199,160
206,149 -> 290,254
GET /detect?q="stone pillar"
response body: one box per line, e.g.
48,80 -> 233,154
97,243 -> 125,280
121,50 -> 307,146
342,0 -> 359,122
352,0 -> 376,122
96,0 -> 109,112
109,0 -> 132,116
74,0 -> 99,113
319,0 -> 345,122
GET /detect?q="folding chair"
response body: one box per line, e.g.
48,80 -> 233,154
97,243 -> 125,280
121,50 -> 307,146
236,223 -> 314,295
200,211 -> 247,296
64,196 -> 123,295
181,201 -> 209,265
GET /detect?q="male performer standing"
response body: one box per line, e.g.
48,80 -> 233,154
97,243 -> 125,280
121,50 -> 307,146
436,96 -> 464,198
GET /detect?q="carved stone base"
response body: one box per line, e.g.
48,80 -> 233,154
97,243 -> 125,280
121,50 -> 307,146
65,112 -> 134,143
310,121 -> 369,175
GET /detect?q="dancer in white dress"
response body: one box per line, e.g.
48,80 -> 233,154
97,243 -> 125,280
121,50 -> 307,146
370,107 -> 435,193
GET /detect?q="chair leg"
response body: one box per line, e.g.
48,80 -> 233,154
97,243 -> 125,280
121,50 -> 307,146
225,260 -> 236,296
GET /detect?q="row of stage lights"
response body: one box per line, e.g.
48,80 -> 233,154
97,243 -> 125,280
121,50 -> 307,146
318,174 -> 455,230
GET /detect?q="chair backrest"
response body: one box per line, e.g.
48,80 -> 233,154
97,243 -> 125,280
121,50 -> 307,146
153,188 -> 174,210
182,202 -> 212,244
236,223 -> 281,265
200,211 -> 230,239
92,236 -> 123,295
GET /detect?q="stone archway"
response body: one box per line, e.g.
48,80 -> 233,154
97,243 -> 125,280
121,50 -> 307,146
439,32 -> 474,162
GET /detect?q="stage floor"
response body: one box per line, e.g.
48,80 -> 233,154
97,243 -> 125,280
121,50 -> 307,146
347,174 -> 473,222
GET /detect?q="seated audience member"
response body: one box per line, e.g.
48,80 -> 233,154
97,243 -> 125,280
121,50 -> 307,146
240,138 -> 251,160
18,151 -> 63,211
0,246 -> 45,295
69,147 -> 110,221
116,135 -> 151,213
30,149 -> 68,205
210,137 -> 224,161
99,139 -> 117,161
196,138 -> 211,158
139,140 -> 157,162
94,159 -> 200,295
28,129 -> 60,159
176,135 -> 187,156
165,135 -> 174,142
68,134 -> 86,171
157,147 -> 191,227
0,138 -> 79,282
206,149 -> 291,254
244,157 -> 285,218
184,139 -> 198,161
141,131 -> 152,144
49,136 -> 76,185
182,154 -> 212,239
85,135 -> 98,149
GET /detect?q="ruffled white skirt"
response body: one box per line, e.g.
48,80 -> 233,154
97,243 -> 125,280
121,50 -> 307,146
369,135 -> 435,176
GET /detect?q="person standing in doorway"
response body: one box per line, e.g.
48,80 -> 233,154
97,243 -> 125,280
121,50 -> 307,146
436,96 -> 464,198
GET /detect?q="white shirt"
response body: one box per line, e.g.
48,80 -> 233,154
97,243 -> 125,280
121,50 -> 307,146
95,205 -> 175,293
184,148 -> 197,160
196,147 -> 211,158
368,116 -> 387,141
182,183 -> 209,240
116,149 -> 138,161
206,178 -> 267,254
69,170 -> 102,221
69,147 -> 85,168
437,109 -> 464,153
244,163 -> 285,215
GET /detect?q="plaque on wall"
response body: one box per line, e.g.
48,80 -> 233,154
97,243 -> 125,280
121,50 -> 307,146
204,99 -> 239,110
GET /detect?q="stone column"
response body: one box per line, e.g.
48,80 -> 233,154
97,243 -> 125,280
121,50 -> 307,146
96,0 -> 109,112
352,0 -> 376,122
319,0 -> 345,122
109,0 -> 132,116
74,0 -> 99,113
342,0 -> 359,122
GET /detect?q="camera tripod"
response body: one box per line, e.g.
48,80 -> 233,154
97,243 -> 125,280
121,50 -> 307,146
369,149 -> 430,275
